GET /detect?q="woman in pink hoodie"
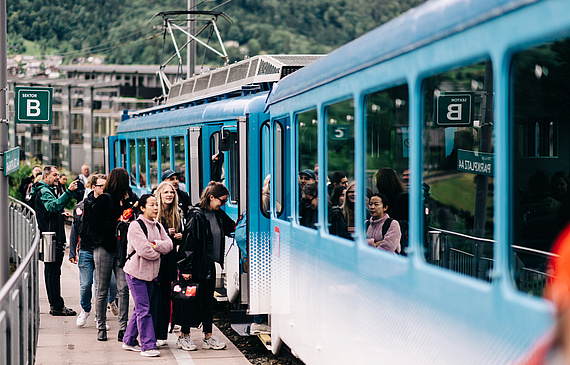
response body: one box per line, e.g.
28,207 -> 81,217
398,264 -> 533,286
121,194 -> 172,357
366,193 -> 401,253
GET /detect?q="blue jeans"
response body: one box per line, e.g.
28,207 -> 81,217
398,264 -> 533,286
78,249 -> 118,313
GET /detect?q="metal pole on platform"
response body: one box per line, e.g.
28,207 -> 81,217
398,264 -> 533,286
0,0 -> 9,286
187,0 -> 195,78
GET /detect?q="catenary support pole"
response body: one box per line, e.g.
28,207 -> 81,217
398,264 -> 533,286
0,0 -> 9,286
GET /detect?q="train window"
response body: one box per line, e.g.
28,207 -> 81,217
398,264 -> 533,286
228,131 -> 239,204
261,122 -> 271,217
148,138 -> 158,189
160,137 -> 171,175
128,139 -> 136,186
297,109 -> 318,229
119,139 -> 127,169
274,120 -> 284,218
423,59 -> 495,281
138,138 -> 147,188
364,84 -> 410,253
325,99 -> 354,239
173,136 -> 186,188
511,38 -> 570,296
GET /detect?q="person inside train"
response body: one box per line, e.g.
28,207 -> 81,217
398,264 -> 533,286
519,223 -> 570,364
366,193 -> 401,253
151,181 -> 183,348
300,183 -> 318,229
174,181 -> 235,351
551,171 -> 568,203
342,182 -> 357,235
298,169 -> 317,223
375,168 -> 408,223
328,171 -> 348,196
330,185 -> 347,207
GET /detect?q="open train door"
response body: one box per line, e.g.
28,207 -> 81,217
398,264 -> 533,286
246,113 -> 272,322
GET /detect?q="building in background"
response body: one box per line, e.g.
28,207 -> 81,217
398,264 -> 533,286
8,65 -> 184,174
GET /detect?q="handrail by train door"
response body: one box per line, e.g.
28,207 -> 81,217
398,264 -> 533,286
187,127 -> 202,205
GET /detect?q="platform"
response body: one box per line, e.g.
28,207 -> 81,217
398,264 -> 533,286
34,247 -> 251,365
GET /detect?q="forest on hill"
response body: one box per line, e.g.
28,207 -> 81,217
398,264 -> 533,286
7,0 -> 426,66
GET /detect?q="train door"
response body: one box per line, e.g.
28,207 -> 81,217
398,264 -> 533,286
187,127 -> 202,205
201,122 -> 241,302
248,113 -> 272,316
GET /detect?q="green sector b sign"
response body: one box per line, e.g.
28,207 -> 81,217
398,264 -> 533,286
15,86 -> 53,124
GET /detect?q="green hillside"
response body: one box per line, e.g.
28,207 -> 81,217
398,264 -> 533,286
7,0 -> 425,66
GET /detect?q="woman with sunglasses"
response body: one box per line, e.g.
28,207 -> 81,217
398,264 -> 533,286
173,181 -> 235,351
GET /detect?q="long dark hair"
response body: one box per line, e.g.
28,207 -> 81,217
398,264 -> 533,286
375,168 -> 405,196
104,167 -> 130,200
199,181 -> 229,209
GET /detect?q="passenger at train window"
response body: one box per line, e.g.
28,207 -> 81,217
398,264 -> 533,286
551,171 -> 568,203
300,183 -> 318,229
375,168 -> 408,223
211,152 -> 224,183
330,185 -> 347,207
342,182 -> 356,234
366,193 -> 401,253
161,169 -> 191,219
328,171 -> 348,196
299,169 -> 316,189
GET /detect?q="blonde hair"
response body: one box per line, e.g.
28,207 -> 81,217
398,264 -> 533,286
342,182 -> 356,228
87,173 -> 106,189
155,181 -> 181,231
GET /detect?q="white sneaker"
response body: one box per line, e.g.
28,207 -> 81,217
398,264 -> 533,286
76,310 -> 90,328
140,349 -> 160,357
156,339 -> 168,347
250,323 -> 270,334
202,336 -> 226,350
175,336 -> 197,351
122,343 -> 141,352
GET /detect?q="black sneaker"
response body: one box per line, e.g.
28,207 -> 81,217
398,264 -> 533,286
50,307 -> 77,316
118,329 -> 125,342
98,329 -> 107,341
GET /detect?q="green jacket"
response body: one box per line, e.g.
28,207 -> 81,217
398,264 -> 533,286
31,180 -> 73,247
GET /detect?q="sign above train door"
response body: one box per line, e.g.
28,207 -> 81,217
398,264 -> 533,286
436,92 -> 474,127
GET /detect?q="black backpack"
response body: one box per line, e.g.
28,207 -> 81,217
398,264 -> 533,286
116,219 -> 162,268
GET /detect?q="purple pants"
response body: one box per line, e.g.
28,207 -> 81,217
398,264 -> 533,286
123,273 -> 156,351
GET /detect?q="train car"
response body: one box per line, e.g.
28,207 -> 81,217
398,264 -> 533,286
263,0 -> 570,363
107,54 -> 322,306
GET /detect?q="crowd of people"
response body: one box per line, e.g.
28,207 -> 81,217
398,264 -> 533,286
22,164 -> 235,358
297,167 -> 408,254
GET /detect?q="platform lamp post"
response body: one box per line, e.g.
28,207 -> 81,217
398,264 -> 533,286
0,0 -> 8,286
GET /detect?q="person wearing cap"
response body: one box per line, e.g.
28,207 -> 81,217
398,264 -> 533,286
298,169 -> 316,225
299,169 -> 316,190
161,169 -> 191,219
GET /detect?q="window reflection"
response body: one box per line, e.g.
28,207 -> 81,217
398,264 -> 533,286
298,110 -> 318,229
423,60 -> 494,280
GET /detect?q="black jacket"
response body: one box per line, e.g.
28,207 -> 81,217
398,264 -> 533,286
177,205 -> 235,280
78,191 -> 103,249
177,188 -> 192,219
91,191 -> 138,253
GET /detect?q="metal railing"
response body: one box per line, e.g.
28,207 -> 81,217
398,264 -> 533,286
0,197 -> 39,365
428,227 -> 555,295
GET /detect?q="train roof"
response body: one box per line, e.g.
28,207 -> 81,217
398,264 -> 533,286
266,0 -> 538,106
116,91 -> 269,133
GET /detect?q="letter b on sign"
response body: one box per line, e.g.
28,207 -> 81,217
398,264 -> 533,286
436,92 -> 473,127
447,104 -> 462,121
27,99 -> 41,117
15,87 -> 53,124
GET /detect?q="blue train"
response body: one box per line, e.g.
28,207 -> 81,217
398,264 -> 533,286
107,0 -> 570,363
